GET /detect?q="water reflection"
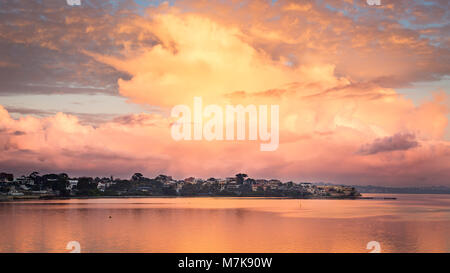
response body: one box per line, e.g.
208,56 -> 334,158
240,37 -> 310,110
0,194 -> 449,252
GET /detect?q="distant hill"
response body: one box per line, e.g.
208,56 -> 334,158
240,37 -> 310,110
310,182 -> 450,194
352,185 -> 450,194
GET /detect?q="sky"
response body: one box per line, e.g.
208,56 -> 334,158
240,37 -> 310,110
0,0 -> 449,186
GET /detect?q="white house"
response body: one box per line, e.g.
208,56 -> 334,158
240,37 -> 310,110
68,179 -> 79,190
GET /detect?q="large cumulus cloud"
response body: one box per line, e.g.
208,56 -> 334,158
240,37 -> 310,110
0,0 -> 449,185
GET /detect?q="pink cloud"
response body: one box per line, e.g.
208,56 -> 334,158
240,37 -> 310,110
0,0 -> 449,186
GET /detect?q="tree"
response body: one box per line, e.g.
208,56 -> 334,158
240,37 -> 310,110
180,183 -> 197,196
245,178 -> 255,185
131,173 -> 144,181
0,172 -> 14,182
41,173 -> 69,196
240,184 -> 252,194
29,171 -> 40,179
76,177 -> 99,196
235,173 -> 248,185
58,173 -> 69,180
29,172 -> 42,190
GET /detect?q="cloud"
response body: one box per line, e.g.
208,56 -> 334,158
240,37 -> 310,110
0,0 -> 449,186
4,107 -> 55,117
2,0 -> 448,97
358,133 -> 420,155
12,131 -> 26,136
5,106 -> 120,125
74,0 -> 450,111
174,0 -> 450,87
1,89 -> 449,186
0,0 -> 140,96
87,12 -> 309,107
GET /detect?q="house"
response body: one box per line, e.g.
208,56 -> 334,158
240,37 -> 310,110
268,179 -> 282,189
162,180 -> 177,187
19,185 -> 30,191
226,177 -> 236,183
255,179 -> 267,184
184,177 -> 196,184
8,187 -> 24,196
97,182 -> 109,192
218,179 -> 227,185
67,179 -> 78,190
226,184 -> 240,190
155,175 -> 173,183
8,191 -> 24,196
16,176 -> 34,185
175,182 -> 184,193
195,178 -> 205,184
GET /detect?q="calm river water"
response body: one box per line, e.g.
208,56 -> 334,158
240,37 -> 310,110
0,194 -> 449,252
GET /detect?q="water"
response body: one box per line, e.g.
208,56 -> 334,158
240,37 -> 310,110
0,194 -> 449,253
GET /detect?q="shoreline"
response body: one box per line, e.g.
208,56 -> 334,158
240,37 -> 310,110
0,194 -> 396,202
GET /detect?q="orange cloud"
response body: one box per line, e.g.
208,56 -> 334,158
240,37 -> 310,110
1,80 -> 449,185
0,0 -> 449,185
